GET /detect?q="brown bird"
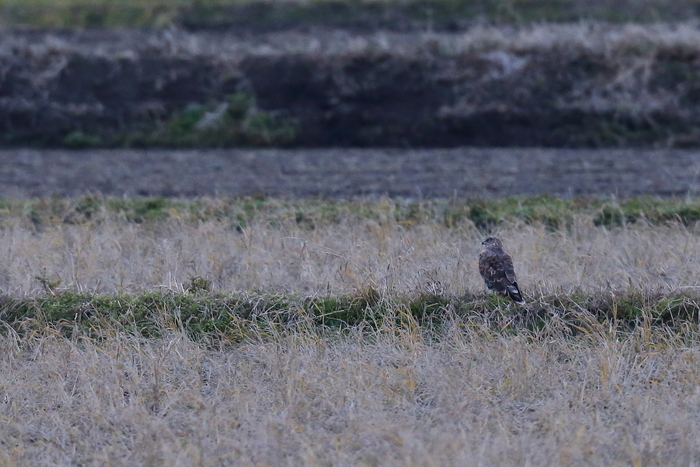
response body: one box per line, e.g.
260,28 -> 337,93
478,237 -> 524,303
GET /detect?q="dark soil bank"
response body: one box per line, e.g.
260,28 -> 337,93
4,27 -> 700,148
2,148 -> 700,198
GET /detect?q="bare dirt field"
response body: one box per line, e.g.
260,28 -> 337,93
2,147 -> 700,198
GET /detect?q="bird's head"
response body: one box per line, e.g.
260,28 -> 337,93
481,237 -> 503,248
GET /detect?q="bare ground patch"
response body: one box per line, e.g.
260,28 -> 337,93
1,147 -> 700,198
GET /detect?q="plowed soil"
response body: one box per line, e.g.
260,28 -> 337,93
2,147 -> 699,198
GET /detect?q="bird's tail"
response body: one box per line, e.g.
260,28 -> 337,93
506,283 -> 525,303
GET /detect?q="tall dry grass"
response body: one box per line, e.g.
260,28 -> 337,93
0,207 -> 698,297
1,320 -> 699,466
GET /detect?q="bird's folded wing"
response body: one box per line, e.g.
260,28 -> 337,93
502,254 -> 517,285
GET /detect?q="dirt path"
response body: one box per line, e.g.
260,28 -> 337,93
1,148 -> 699,198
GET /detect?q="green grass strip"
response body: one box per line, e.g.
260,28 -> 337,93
1,289 -> 698,342
6,194 -> 700,231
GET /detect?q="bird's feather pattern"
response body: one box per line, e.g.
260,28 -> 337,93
478,238 -> 524,303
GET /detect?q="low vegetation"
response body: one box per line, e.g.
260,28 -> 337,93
61,92 -> 297,149
1,194 -> 700,465
1,0 -> 699,29
3,287 -> 700,343
8,194 -> 700,230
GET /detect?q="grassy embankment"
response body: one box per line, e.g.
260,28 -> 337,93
1,0 -> 699,29
8,1 -> 700,149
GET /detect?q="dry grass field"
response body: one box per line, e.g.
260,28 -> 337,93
2,196 -> 700,466
1,195 -> 700,296
4,321 -> 700,466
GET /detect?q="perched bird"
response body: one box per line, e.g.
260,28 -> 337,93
478,237 -> 524,303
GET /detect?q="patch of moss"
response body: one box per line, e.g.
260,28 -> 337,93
651,295 -> 700,323
104,197 -> 170,223
126,92 -> 297,148
63,130 -> 102,149
408,293 -> 452,325
185,276 -> 213,295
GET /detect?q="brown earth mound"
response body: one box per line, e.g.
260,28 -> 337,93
3,24 -> 700,148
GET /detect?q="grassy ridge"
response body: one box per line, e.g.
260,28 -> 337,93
2,288 -> 699,343
1,0 -> 698,29
9,194 -> 700,230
